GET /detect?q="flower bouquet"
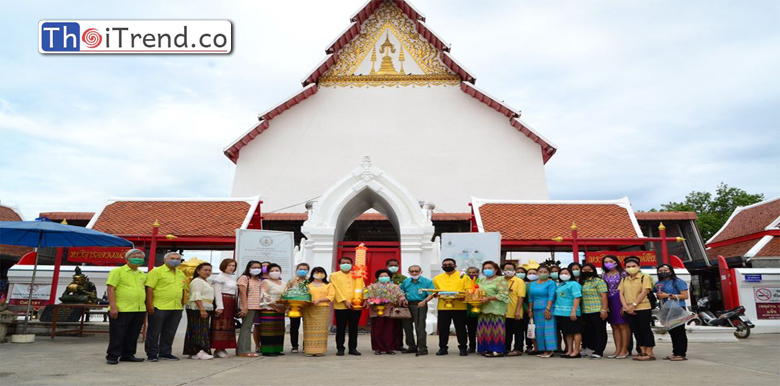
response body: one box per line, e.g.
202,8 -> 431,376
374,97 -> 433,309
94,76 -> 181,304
365,283 -> 403,316
281,280 -> 311,318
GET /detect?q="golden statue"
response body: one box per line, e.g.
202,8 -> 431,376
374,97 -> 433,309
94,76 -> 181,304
179,257 -> 207,300
60,267 -> 98,304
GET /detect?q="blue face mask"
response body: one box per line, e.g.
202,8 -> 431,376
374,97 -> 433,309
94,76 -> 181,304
516,273 -> 526,279
297,269 -> 308,277
378,276 -> 391,283
340,263 -> 352,271
388,266 -> 399,273
550,272 -> 559,280
166,259 -> 181,268
483,269 -> 495,277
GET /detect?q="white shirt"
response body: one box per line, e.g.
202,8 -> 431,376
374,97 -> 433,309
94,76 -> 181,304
211,272 -> 237,310
187,277 -> 215,311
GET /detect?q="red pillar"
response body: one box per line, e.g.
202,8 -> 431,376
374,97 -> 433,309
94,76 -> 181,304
659,222 -> 669,265
48,247 -> 64,304
718,255 -> 735,309
571,223 -> 579,264
148,220 -> 160,271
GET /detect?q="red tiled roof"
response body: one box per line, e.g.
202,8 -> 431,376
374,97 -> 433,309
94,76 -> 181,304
709,198 -> 780,244
756,238 -> 780,257
0,205 -> 33,258
476,203 -> 641,240
39,212 -> 96,221
90,200 -> 254,237
263,212 -> 470,222
706,239 -> 757,260
634,211 -> 697,221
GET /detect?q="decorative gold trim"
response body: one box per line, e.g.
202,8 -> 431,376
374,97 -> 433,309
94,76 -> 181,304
320,0 -> 457,86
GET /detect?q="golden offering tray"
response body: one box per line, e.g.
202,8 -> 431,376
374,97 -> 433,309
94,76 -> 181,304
419,289 -> 464,309
280,299 -> 311,318
465,287 -> 486,313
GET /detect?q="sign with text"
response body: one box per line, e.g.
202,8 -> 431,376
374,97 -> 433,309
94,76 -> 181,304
754,287 -> 780,320
235,230 -> 295,281
744,274 -> 762,283
441,232 -> 501,272
585,251 -> 657,267
39,20 -> 232,54
9,283 -> 52,306
67,247 -> 131,266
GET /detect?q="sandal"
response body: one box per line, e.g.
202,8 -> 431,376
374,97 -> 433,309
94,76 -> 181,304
634,356 -> 656,361
669,356 -> 687,361
385,351 -> 396,355
506,350 -> 521,357
374,351 -> 382,355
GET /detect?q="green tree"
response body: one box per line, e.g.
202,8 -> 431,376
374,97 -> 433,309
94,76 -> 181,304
661,183 -> 764,241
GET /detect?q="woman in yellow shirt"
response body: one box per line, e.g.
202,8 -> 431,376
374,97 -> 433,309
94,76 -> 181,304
303,267 -> 335,357
619,256 -> 655,361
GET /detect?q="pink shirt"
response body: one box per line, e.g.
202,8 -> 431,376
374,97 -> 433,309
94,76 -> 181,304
237,275 -> 263,310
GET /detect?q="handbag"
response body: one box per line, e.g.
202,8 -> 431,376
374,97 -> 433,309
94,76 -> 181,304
388,305 -> 412,319
526,319 -> 536,339
642,275 -> 658,309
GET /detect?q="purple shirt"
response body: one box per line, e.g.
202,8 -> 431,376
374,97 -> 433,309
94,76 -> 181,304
601,271 -> 627,295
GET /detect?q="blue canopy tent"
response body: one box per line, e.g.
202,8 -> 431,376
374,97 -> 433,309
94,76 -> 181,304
0,219 -> 133,336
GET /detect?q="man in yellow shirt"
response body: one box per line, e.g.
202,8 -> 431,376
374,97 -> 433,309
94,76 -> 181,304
105,249 -> 147,365
502,261 -> 526,356
433,258 -> 473,356
330,256 -> 365,356
144,252 -> 186,362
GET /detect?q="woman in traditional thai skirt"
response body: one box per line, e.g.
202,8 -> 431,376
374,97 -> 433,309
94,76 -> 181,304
258,263 -> 286,356
476,261 -> 510,357
303,267 -> 335,356
528,265 -> 558,358
366,269 -> 406,355
184,263 -> 215,360
210,259 -> 238,358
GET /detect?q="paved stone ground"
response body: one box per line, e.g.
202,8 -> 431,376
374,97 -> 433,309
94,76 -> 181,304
0,330 -> 778,386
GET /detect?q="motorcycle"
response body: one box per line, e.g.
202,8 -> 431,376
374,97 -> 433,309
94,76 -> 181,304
690,297 -> 754,339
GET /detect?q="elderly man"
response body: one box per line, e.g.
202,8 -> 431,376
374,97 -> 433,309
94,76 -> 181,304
399,265 -> 434,356
144,251 -> 186,362
105,249 -> 148,365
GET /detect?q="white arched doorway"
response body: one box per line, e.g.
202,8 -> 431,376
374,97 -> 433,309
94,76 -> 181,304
300,156 -> 436,273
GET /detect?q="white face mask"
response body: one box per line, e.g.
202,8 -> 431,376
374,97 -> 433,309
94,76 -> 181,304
559,274 -> 572,282
410,274 -> 421,280
249,268 -> 262,276
504,270 -> 515,277
269,271 -> 281,279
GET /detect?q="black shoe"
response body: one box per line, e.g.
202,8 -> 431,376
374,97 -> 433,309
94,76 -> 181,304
374,351 -> 382,355
348,350 -> 362,356
467,347 -> 476,353
262,353 -> 278,357
402,348 -> 417,354
398,346 -> 407,351
436,349 -> 448,356
106,358 -> 119,365
459,349 -> 468,356
416,350 -> 428,356
159,354 -> 179,361
119,356 -> 144,362
336,349 -> 345,356
147,356 -> 159,362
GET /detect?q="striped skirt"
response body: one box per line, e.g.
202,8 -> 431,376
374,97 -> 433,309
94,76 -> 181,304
184,309 -> 212,355
477,313 -> 506,354
210,294 -> 237,350
533,311 -> 558,352
302,306 -> 329,355
259,310 -> 285,354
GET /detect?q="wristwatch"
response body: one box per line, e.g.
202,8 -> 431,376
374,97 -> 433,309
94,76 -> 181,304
632,302 -> 637,306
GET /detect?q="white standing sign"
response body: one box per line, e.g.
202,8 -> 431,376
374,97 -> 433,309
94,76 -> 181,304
441,232 -> 501,272
236,230 -> 295,281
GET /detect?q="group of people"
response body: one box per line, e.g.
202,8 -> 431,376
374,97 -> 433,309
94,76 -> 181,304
104,249 -> 690,364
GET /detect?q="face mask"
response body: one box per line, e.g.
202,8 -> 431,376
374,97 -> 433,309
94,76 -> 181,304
262,266 -> 268,274
604,262 -> 617,271
340,263 -> 352,271
527,274 -> 538,281
516,273 -> 526,279
572,270 -> 581,277
249,268 -> 262,276
269,271 -> 281,279
128,257 -> 144,265
297,269 -> 308,277
313,274 -> 325,280
538,273 -> 549,280
388,266 -> 398,273
482,269 -> 495,277
442,266 -> 455,273
378,277 -> 391,283
658,272 -> 671,279
626,267 -> 640,275
504,270 -> 515,277
550,272 -> 559,280
582,271 -> 596,279
410,274 -> 421,280
467,273 -> 478,279
166,259 -> 181,268
559,274 -> 571,282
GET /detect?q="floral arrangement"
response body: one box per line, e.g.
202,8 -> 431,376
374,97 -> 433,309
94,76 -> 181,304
364,282 -> 403,305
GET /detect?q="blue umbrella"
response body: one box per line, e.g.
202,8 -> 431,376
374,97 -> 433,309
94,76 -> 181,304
0,219 -> 133,335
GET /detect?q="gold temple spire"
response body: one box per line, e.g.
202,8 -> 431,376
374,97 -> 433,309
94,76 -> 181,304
376,31 -> 398,75
369,46 -> 377,75
398,45 -> 405,74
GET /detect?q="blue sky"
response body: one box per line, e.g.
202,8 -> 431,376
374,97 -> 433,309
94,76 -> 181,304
1,0 -> 778,220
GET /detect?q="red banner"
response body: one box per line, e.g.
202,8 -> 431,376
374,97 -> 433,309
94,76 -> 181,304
585,251 -> 657,267
67,247 -> 130,266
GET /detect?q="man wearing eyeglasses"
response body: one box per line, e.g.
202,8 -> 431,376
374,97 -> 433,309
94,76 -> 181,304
399,265 -> 434,356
